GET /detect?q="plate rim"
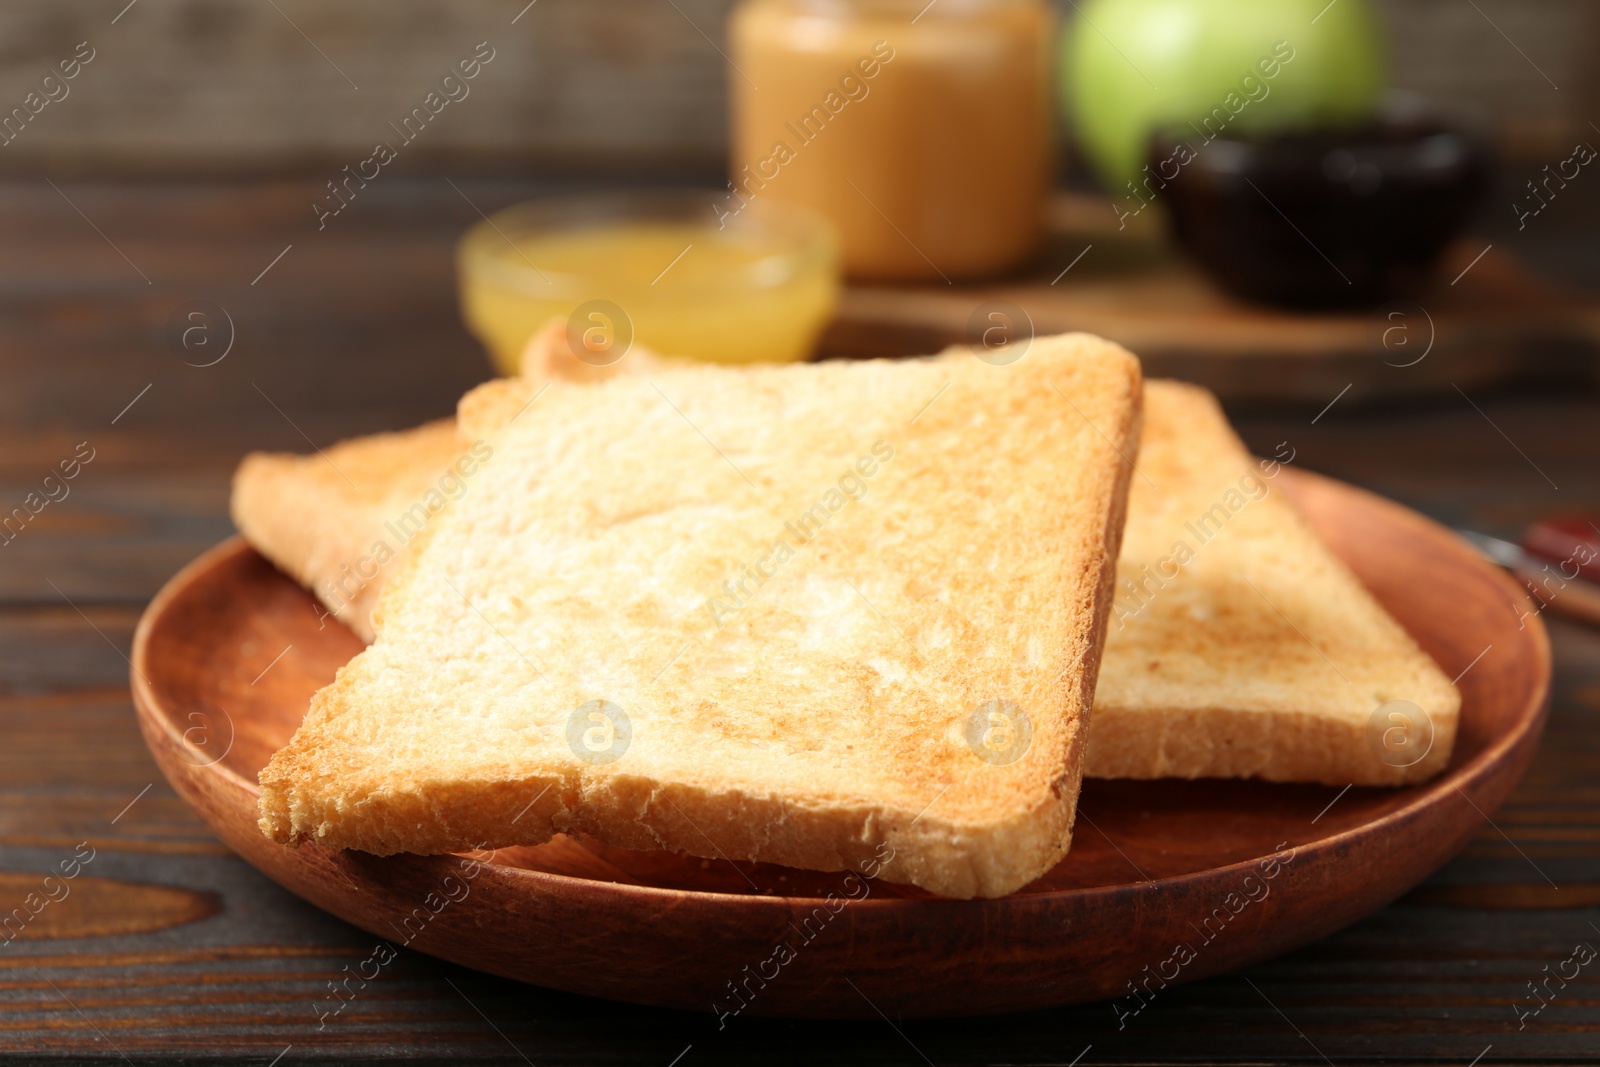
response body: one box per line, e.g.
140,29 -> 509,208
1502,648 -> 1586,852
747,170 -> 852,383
130,465 -> 1553,913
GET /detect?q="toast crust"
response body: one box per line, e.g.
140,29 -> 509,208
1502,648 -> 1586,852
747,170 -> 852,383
258,335 -> 1144,899
230,420 -> 462,640
1087,381 -> 1460,785
230,322 -> 670,641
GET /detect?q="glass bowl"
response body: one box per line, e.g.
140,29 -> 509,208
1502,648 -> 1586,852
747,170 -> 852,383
457,189 -> 840,374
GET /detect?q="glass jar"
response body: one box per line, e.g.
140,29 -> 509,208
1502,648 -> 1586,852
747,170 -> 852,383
729,0 -> 1057,282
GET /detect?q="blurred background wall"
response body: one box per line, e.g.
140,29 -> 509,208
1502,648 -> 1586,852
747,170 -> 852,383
0,0 -> 1593,179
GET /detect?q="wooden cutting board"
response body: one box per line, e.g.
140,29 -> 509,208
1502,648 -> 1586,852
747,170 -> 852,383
821,194 -> 1600,405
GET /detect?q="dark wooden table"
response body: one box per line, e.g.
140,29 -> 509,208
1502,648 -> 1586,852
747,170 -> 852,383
2,178 -> 1598,1064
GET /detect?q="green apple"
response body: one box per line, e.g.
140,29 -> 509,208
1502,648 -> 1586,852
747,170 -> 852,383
1065,0 -> 1386,190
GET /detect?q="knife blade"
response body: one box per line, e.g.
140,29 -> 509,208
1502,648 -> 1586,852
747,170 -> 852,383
1456,526 -> 1600,628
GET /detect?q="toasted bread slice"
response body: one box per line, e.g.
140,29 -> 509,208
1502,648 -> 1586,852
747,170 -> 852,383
230,420 -> 464,640
237,334 -> 1458,789
467,376 -> 1461,786
1089,381 -> 1459,785
230,321 -> 669,640
258,335 -> 1145,899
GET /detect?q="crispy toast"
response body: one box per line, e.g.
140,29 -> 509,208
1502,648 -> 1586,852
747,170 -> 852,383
1090,382 -> 1459,785
230,419 -> 462,640
256,335 -> 1144,899
237,371 -> 1460,788
230,322 -> 670,640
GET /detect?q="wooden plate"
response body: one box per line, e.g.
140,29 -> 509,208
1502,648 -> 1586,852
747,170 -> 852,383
130,468 -> 1550,1019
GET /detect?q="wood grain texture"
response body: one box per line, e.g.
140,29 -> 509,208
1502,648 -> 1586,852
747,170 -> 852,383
0,0 -> 1592,175
0,178 -> 1598,1061
826,196 -> 1600,405
0,873 -> 219,941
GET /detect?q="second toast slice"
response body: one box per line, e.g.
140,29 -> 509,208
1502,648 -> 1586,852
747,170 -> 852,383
1091,382 -> 1459,784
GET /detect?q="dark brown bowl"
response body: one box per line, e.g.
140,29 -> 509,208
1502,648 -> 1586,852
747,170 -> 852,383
1149,98 -> 1492,308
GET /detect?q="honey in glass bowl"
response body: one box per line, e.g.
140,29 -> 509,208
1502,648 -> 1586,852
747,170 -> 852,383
457,191 -> 839,374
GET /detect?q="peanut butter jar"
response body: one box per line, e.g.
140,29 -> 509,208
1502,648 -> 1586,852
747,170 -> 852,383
729,0 -> 1057,282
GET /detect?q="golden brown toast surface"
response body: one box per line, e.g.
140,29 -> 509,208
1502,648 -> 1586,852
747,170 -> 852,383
256,335 -> 1144,899
230,420 -> 465,640
234,329 -> 1457,792
1092,382 -> 1458,784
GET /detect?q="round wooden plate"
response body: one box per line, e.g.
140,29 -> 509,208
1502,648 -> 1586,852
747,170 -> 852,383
131,468 -> 1550,1019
